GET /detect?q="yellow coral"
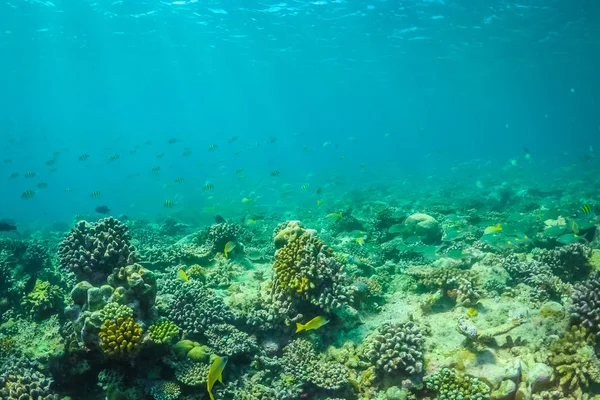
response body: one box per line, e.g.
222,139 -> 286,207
98,317 -> 143,357
273,233 -> 327,294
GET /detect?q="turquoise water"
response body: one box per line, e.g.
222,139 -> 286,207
1,0 -> 599,224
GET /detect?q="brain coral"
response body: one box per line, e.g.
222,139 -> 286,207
58,217 -> 136,283
98,317 -> 143,358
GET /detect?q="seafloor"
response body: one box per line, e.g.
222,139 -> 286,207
1,186 -> 600,400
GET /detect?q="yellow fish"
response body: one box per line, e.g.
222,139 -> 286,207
327,212 -> 343,219
572,221 -> 580,234
355,237 -> 365,246
241,197 -> 253,204
177,269 -> 189,283
224,241 -> 236,258
295,316 -> 329,333
483,224 -> 502,235
317,200 -> 323,206
207,355 -> 228,400
246,219 -> 257,225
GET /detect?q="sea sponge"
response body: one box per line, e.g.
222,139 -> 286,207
364,320 -> 424,375
424,367 -> 491,400
98,317 -> 143,358
570,271 -> 600,336
148,319 -> 180,344
58,217 -> 136,283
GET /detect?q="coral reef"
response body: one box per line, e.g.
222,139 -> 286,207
205,323 -> 257,356
58,218 -> 137,283
570,271 -> 600,336
363,320 -> 424,375
424,367 -> 491,399
148,319 -> 180,344
98,317 -> 143,358
174,360 -> 210,386
150,381 -> 181,400
21,280 -> 65,319
407,266 -> 481,305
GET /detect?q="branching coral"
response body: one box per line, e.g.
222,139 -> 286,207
272,221 -> 352,312
20,280 -> 65,319
424,367 -> 491,400
502,254 -> 570,302
205,324 -> 257,356
363,320 -> 424,375
98,317 -> 143,358
148,319 -> 180,344
150,381 -> 181,400
174,360 -> 210,386
532,243 -> 592,282
547,326 -> 600,395
281,338 -> 348,390
168,280 -> 234,335
407,266 -> 481,305
58,217 -> 136,283
570,272 -> 600,336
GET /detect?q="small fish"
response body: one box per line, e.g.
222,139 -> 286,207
21,190 -> 35,199
270,170 -> 280,177
316,188 -> 322,194
204,182 -> 214,190
208,144 -> 218,151
316,200 -> 323,206
24,274 -> 37,293
245,219 -> 257,225
64,188 -> 72,193
269,136 -> 277,144
238,175 -> 245,180
300,183 -> 309,191
9,172 -> 19,179
168,138 -> 178,144
572,221 -> 580,234
327,212 -> 343,219
156,153 -> 165,159
177,269 -> 189,283
355,237 -> 365,246
24,172 -> 36,178
466,307 -> 478,317
164,200 -> 174,208
234,150 -> 242,156
78,154 -> 90,161
582,204 -> 592,215
241,197 -> 253,204
108,153 -> 120,162
45,159 -> 56,166
95,205 -> 111,214
360,163 -> 365,168
207,355 -> 228,400
224,241 -> 236,258
215,215 -> 227,224
90,191 -> 101,198
295,316 -> 329,333
475,180 -> 484,189
183,149 -> 192,156
323,141 -> 331,147
484,224 -> 502,235
0,221 -> 17,231
174,177 -> 184,183
510,159 -> 517,166
37,182 -> 48,189
229,136 -> 239,143
236,168 -> 244,174
152,166 -> 161,173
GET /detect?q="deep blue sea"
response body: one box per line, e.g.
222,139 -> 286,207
1,0 -> 599,225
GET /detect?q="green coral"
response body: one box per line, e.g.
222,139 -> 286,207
425,368 -> 491,400
98,317 -> 143,358
101,302 -> 134,321
148,319 -> 180,344
150,381 -> 181,400
20,280 -> 65,319
548,326 -> 600,395
174,360 -> 210,386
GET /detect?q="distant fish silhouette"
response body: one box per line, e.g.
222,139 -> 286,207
95,206 -> 111,214
215,215 -> 227,224
0,221 -> 17,232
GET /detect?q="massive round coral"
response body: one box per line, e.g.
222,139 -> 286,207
58,217 -> 137,283
364,320 -> 424,375
570,271 -> 600,336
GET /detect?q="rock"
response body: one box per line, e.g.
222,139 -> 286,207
403,213 -> 442,244
466,356 -> 521,390
491,380 -> 517,400
385,386 -> 409,400
526,363 -> 553,393
515,383 -> 531,400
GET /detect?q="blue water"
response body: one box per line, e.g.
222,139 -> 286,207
1,0 -> 599,225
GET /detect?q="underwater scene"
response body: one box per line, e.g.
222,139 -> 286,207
1,0 -> 600,399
